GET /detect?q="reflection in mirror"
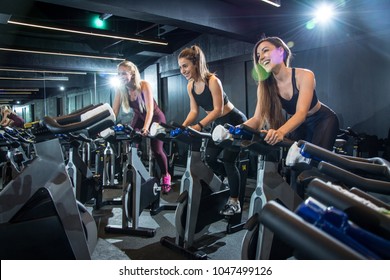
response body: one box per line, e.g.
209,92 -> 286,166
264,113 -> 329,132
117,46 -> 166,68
0,69 -> 124,123
0,65 -> 163,124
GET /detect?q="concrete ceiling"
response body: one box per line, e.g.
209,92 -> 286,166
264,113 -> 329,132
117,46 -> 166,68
0,0 -> 389,104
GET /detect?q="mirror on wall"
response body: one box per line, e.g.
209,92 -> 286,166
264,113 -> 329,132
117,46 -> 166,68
0,70 -> 120,123
0,63 -> 161,124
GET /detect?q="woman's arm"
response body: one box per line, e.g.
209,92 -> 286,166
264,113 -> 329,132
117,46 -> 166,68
140,80 -> 155,133
112,91 -> 121,117
0,117 -> 12,127
182,81 -> 199,127
0,110 -> 12,126
243,85 -> 264,130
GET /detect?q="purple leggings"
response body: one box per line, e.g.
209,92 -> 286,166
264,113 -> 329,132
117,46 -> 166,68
131,110 -> 168,176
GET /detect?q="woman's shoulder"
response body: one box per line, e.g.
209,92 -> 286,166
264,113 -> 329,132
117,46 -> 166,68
187,79 -> 194,91
140,79 -> 151,88
207,74 -> 222,87
208,74 -> 219,82
294,67 -> 314,77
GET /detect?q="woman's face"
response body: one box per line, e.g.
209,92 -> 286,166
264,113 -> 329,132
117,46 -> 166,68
117,65 -> 132,86
256,41 -> 284,73
178,58 -> 196,80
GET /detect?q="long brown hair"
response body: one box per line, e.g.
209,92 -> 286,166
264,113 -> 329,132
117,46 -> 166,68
252,37 -> 292,129
178,45 -> 213,83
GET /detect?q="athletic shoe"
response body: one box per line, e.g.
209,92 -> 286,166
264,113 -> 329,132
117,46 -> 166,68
212,125 -> 232,142
219,200 -> 241,216
286,142 -> 311,166
161,174 -> 171,194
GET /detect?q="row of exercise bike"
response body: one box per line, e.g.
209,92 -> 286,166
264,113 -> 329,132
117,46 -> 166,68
0,103 -> 389,260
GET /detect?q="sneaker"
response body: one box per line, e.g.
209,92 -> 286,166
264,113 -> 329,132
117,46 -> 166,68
161,174 -> 171,194
286,142 -> 311,166
212,125 -> 232,142
219,201 -> 241,216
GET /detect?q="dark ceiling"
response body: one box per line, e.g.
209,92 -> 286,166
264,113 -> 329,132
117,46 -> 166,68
0,0 -> 389,104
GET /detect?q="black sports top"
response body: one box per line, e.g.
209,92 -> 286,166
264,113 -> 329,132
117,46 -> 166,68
279,68 -> 318,115
191,80 -> 229,111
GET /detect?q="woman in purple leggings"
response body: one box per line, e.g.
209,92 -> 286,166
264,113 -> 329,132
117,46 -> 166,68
112,60 -> 171,193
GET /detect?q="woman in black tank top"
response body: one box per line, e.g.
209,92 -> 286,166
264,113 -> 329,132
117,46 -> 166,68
243,36 -> 339,151
178,45 -> 247,216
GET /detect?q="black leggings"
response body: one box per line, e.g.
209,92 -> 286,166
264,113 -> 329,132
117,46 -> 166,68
289,104 -> 339,151
205,107 -> 247,198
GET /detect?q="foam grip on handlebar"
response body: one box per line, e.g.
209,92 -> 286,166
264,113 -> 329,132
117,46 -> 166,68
81,103 -> 115,123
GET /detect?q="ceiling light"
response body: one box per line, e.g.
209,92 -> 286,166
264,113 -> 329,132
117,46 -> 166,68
0,68 -> 87,75
261,0 -> 281,7
7,19 -> 168,46
0,91 -> 33,95
0,47 -> 124,61
0,88 -> 39,91
0,76 -> 69,81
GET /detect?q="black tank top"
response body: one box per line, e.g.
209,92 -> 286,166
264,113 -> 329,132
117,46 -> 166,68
279,68 -> 318,115
191,80 -> 229,111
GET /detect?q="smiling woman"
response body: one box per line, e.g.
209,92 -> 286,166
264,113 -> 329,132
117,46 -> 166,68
112,60 -> 172,193
243,36 -> 339,151
177,45 -> 248,216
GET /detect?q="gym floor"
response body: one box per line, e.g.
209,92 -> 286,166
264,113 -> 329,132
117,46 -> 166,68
90,166 -> 255,260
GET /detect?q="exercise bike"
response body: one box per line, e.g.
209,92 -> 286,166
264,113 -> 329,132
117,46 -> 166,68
159,122 -> 248,259
103,124 -> 175,237
219,124 -> 302,260
0,103 -> 115,259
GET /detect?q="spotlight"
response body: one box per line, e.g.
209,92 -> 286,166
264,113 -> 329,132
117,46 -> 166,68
93,14 -> 112,29
315,4 -> 334,23
93,16 -> 105,29
306,3 -> 335,30
109,76 -> 121,88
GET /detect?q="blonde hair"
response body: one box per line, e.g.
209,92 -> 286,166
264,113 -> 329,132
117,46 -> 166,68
0,105 -> 11,115
178,45 -> 213,83
252,37 -> 291,129
116,60 -> 145,113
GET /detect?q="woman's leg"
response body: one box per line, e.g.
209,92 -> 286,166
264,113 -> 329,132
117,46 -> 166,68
311,114 -> 339,151
150,138 -> 169,176
308,105 -> 340,151
150,110 -> 171,192
215,108 -> 247,215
